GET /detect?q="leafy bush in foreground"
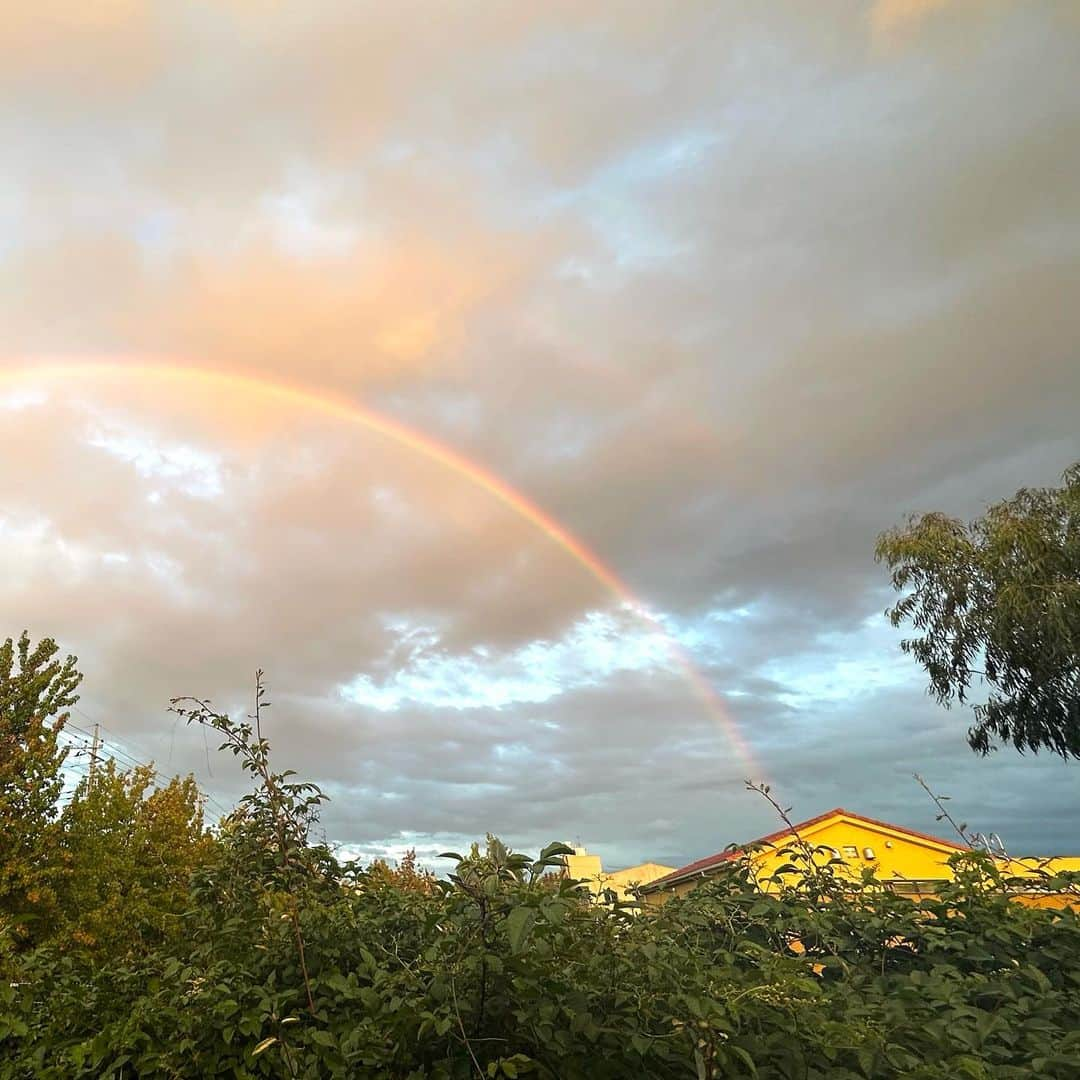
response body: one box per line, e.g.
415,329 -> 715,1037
3,672 -> 1080,1078
5,839 -> 1080,1079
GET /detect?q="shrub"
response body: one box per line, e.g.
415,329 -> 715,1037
3,675 -> 1079,1078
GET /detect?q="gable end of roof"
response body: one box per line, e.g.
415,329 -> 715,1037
641,808 -> 967,893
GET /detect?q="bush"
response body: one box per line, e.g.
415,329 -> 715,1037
3,675 -> 1079,1078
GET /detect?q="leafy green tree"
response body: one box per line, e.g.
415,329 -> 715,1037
0,632 -> 82,948
876,463 -> 1080,757
54,760 -> 213,959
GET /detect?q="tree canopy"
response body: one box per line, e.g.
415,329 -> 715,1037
0,632 -> 82,946
876,463 -> 1080,758
1,632 -> 213,960
54,761 -> 212,958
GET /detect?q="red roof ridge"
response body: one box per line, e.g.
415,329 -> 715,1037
641,807 -> 966,892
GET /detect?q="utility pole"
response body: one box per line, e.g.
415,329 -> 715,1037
89,722 -> 100,787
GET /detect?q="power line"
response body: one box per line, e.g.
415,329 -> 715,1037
65,725 -> 153,774
66,706 -> 251,821
60,719 -> 232,819
72,707 -> 164,766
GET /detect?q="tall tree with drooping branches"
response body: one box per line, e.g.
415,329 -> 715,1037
877,463 -> 1080,758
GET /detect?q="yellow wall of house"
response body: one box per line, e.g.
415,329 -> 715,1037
644,813 -> 1079,906
995,856 -> 1080,909
1033,857 -> 1080,873
565,851 -> 603,886
565,849 -> 676,902
762,815 -> 962,886
605,862 -> 679,899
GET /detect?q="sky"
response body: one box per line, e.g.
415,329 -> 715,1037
2,0 -> 1079,868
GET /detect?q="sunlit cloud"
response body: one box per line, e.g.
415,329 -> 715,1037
85,427 -> 224,499
871,0 -> 955,38
1,0 -> 1077,863
341,610 -> 676,712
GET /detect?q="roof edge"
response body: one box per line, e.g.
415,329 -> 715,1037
640,808 -> 967,893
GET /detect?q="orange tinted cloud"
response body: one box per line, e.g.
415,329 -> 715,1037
869,0 -> 997,41
145,240 -> 507,381
0,1 -> 158,89
2,1 -> 1078,861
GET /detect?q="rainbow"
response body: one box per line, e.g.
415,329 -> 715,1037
1,358 -> 757,774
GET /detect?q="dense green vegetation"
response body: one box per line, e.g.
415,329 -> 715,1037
4,642 -> 1080,1078
877,462 -> 1080,758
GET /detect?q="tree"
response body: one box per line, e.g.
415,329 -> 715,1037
876,463 -> 1080,758
0,632 -> 82,947
365,848 -> 438,894
55,760 -> 213,958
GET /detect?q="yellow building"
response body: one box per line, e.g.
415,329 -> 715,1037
564,846 -> 676,903
638,808 -> 1080,908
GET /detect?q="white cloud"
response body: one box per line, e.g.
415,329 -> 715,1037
85,426 -> 224,499
341,609 -> 676,711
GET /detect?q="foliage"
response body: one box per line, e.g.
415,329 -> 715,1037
876,462 -> 1080,757
0,632 -> 82,949
5,826 -> 1080,1079
170,671 -> 339,1017
365,849 -> 438,895
52,760 -> 214,958
2,679 -> 1079,1078
0,633 -> 213,967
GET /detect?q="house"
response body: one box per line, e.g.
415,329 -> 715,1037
638,807 -> 1080,908
563,846 -> 676,903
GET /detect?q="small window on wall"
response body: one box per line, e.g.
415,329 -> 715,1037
842,846 -> 858,859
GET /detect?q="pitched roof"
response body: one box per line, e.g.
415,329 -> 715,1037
640,808 -> 967,893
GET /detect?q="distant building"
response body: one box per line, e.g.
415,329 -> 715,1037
637,807 -> 1080,908
564,846 -> 676,902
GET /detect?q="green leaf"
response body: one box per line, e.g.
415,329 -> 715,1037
728,1045 -> 757,1076
99,1054 -> 131,1078
506,906 -> 537,954
539,842 -> 575,861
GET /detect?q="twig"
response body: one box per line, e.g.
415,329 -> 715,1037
252,672 -> 315,1016
744,780 -> 818,868
449,975 -> 485,1079
912,774 -> 973,848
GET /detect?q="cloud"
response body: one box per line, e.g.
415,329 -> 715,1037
1,1 -> 1078,866
340,609 -> 675,712
870,0 -> 956,38
0,2 -> 158,91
